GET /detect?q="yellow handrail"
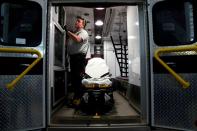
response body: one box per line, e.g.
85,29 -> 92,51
154,43 -> 197,89
0,48 -> 42,90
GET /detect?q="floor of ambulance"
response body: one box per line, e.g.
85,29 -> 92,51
51,91 -> 140,124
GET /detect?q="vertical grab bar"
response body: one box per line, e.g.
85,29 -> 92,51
0,48 -> 42,90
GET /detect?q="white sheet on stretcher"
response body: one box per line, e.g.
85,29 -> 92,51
85,57 -> 109,78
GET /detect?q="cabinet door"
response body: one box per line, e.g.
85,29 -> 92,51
0,0 -> 46,130
148,0 -> 197,130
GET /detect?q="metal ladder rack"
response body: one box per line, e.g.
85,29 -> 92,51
110,35 -> 128,77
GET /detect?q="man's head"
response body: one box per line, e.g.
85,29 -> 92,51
75,16 -> 87,29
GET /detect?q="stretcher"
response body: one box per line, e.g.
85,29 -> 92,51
80,58 -> 114,115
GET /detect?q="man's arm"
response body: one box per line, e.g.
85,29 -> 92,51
67,31 -> 82,43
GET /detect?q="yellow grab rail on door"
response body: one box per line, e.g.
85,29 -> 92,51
154,43 -> 197,89
0,48 -> 42,90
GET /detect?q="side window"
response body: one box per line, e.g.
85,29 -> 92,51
54,26 -> 64,67
152,0 -> 195,46
58,6 -> 65,28
0,1 -> 42,47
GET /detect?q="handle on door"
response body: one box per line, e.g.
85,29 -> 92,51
154,43 -> 197,88
0,48 -> 42,90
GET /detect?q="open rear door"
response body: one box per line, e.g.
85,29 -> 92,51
148,0 -> 197,130
0,0 -> 47,130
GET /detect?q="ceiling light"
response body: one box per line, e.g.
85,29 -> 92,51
96,46 -> 101,49
135,22 -> 139,26
95,35 -> 101,39
96,7 -> 104,10
95,20 -> 103,26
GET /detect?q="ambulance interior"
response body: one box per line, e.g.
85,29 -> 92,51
1,1 -> 197,130
49,4 -> 146,125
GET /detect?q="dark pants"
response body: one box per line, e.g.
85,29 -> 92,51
70,54 -> 86,99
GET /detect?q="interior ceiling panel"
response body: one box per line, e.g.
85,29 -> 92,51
94,8 -> 106,44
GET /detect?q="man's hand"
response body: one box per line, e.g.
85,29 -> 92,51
63,25 -> 68,32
